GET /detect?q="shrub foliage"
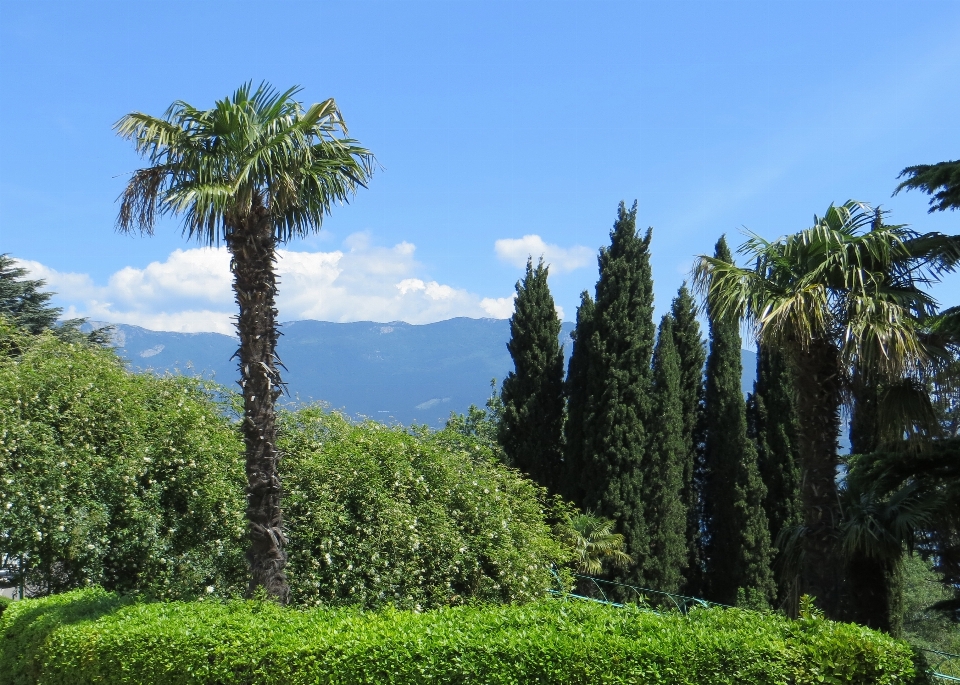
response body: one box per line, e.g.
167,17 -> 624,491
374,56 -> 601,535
0,321 -> 247,599
279,407 -> 570,609
0,588 -> 926,685
0,322 -> 569,608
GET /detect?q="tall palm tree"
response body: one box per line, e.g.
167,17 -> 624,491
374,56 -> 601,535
693,201 -> 948,618
114,83 -> 374,601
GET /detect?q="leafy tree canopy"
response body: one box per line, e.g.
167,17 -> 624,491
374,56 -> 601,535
0,254 -> 108,345
895,159 -> 960,213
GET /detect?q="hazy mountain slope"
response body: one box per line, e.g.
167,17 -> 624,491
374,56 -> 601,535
96,318 -> 752,427
98,319 -> 575,427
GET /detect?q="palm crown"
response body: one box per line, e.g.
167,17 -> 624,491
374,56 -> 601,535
554,512 -> 633,576
694,201 -> 945,378
115,82 -> 375,243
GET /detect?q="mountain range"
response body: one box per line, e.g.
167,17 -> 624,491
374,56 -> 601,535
94,318 -> 758,428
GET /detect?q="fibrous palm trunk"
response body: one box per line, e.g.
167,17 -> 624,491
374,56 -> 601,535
226,202 -> 289,603
843,550 -> 898,633
793,340 -> 844,618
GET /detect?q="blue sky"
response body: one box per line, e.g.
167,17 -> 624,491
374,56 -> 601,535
2,0 -> 958,333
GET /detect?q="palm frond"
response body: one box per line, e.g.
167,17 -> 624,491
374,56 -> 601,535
114,82 -> 376,246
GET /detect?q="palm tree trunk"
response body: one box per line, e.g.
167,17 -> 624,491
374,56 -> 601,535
226,203 -> 290,603
843,551 -> 896,632
793,340 -> 844,618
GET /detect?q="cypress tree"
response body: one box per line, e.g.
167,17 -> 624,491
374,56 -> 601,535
670,284 -> 707,595
561,290 -> 595,505
564,201 -> 656,586
499,257 -> 565,491
703,236 -> 775,606
645,314 -> 688,592
747,344 -> 802,609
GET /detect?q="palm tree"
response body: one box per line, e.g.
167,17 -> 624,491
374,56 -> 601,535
114,83 -> 374,602
840,482 -> 935,634
693,201 -> 948,618
554,512 -> 633,577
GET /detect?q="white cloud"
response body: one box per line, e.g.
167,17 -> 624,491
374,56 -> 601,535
16,236 -> 514,333
494,235 -> 594,274
480,295 -> 516,319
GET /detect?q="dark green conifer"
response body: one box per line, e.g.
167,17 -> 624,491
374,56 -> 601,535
645,314 -> 688,592
0,253 -> 108,344
747,344 -> 803,608
670,284 -> 707,595
499,258 -> 565,490
561,290 -> 595,505
703,236 -> 775,606
563,201 -> 656,585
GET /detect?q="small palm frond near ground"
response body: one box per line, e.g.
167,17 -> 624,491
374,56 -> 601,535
554,512 -> 633,575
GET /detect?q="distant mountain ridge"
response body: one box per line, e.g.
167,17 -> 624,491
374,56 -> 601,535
93,318 -> 757,427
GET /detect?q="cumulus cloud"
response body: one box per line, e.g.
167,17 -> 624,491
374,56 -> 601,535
494,235 -> 593,274
16,235 -> 515,333
480,294 -> 516,319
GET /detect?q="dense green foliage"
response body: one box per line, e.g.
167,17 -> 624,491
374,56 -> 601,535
0,324 -> 571,608
560,290 -> 595,502
895,159 -> 960,213
900,554 -> 960,665
0,255 -> 106,345
670,285 -> 707,595
278,407 -> 570,609
0,318 -> 247,599
499,258 -> 565,491
552,512 -> 631,576
702,237 -> 775,607
747,344 -> 802,610
695,202 -> 958,619
645,315 -> 687,593
0,588 -> 925,685
563,201 -> 656,588
444,380 -> 505,458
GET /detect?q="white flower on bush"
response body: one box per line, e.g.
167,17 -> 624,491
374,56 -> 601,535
205,586 -> 215,594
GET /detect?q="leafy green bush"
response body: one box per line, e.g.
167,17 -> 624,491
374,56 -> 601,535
279,407 -> 570,609
1,322 -> 569,607
0,588 -> 926,685
0,321 -> 247,599
0,596 -> 10,617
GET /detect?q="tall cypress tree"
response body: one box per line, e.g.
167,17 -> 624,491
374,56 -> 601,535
670,284 -> 707,595
564,201 -> 656,586
747,344 -> 802,608
645,314 -> 688,592
703,236 -> 776,606
562,290 -> 595,505
499,257 -> 565,491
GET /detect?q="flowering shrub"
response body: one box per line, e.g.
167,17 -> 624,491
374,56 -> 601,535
0,320 -> 569,607
279,407 -> 571,609
0,320 -> 247,599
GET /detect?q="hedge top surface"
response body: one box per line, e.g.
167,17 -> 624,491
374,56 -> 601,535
0,588 -> 923,685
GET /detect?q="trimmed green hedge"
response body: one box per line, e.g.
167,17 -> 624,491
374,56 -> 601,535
0,588 -> 926,685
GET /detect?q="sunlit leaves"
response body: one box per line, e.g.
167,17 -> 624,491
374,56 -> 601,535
115,81 -> 375,245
